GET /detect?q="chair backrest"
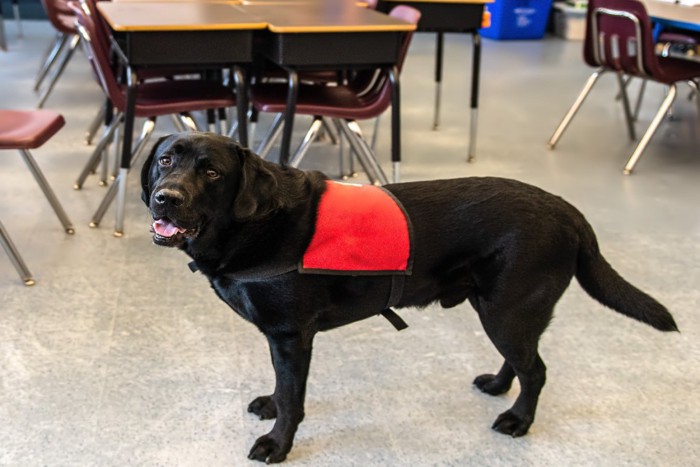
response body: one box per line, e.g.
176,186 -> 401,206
583,0 -> 659,78
346,5 -> 421,119
70,0 -> 128,110
40,0 -> 77,33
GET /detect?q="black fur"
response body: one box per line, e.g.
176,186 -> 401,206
141,132 -> 678,463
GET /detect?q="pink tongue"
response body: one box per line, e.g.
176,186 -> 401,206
153,219 -> 185,238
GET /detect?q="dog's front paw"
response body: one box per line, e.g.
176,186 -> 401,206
473,373 -> 512,395
248,434 -> 289,463
491,410 -> 532,437
248,395 -> 277,420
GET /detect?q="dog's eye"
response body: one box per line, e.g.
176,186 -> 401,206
158,156 -> 172,167
206,168 -> 220,179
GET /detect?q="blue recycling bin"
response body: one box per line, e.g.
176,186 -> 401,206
480,0 -> 554,40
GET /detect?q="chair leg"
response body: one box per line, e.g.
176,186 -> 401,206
74,112 -> 123,190
255,113 -> 284,160
687,79 -> 700,115
19,149 -> 74,234
633,78 -> 647,122
178,112 -> 200,131
616,72 -> 636,141
336,119 -> 389,185
623,84 -> 677,175
370,115 -> 381,151
333,119 -> 358,180
37,34 -> 80,108
34,33 -> 69,91
110,122 -> 122,182
170,114 -> 187,132
320,117 -> 339,145
90,118 -> 156,231
85,104 -> 106,145
114,118 -> 156,237
0,220 -> 34,286
289,117 -> 323,168
548,68 -> 605,149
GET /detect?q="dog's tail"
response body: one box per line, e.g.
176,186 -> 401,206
574,218 -> 678,332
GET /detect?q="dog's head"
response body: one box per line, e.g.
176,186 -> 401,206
141,132 -> 282,248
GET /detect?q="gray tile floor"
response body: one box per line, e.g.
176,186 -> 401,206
1,20 -> 699,466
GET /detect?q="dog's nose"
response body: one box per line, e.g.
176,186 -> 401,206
154,188 -> 185,207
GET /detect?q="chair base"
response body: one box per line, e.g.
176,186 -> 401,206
547,70 -> 700,174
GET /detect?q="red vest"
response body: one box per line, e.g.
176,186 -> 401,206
301,181 -> 413,275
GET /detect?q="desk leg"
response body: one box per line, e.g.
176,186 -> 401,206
280,69 -> 298,167
12,0 -> 21,38
233,66 -> 249,148
468,31 -> 481,163
389,65 -> 401,183
114,67 -> 140,237
433,32 -> 444,131
0,2 -> 6,52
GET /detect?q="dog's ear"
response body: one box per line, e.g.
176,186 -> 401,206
141,135 -> 170,207
233,145 -> 284,221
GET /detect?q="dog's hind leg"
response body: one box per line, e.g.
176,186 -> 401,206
476,304 -> 551,437
473,361 -> 515,395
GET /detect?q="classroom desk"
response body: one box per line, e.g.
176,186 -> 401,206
643,0 -> 700,32
377,0 -> 492,162
95,1 -> 413,234
96,1 -> 265,235
242,3 -> 414,173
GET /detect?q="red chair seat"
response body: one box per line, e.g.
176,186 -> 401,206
0,110 -> 65,150
120,79 -> 236,117
657,56 -> 700,84
252,81 -> 387,121
55,12 -> 77,34
658,32 -> 698,46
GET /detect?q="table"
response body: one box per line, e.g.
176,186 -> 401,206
643,0 -> 700,32
243,3 -> 414,173
377,0 -> 492,162
95,1 -> 414,235
96,1 -> 266,235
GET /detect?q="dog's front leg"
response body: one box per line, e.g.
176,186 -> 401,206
248,333 -> 314,463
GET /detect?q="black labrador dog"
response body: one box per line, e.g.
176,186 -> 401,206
141,132 -> 677,463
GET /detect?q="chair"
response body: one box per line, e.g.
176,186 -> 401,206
0,110 -> 75,285
34,0 -> 82,108
250,5 -> 420,184
70,1 -> 237,237
547,0 -> 700,174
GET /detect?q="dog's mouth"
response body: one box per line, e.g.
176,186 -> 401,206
150,217 -> 198,247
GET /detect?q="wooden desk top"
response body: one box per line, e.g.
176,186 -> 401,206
382,0 -> 493,4
96,2 -> 266,31
98,1 -> 415,33
642,0 -> 700,26
241,4 -> 417,32
243,0 -> 363,4
112,0 -> 240,3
